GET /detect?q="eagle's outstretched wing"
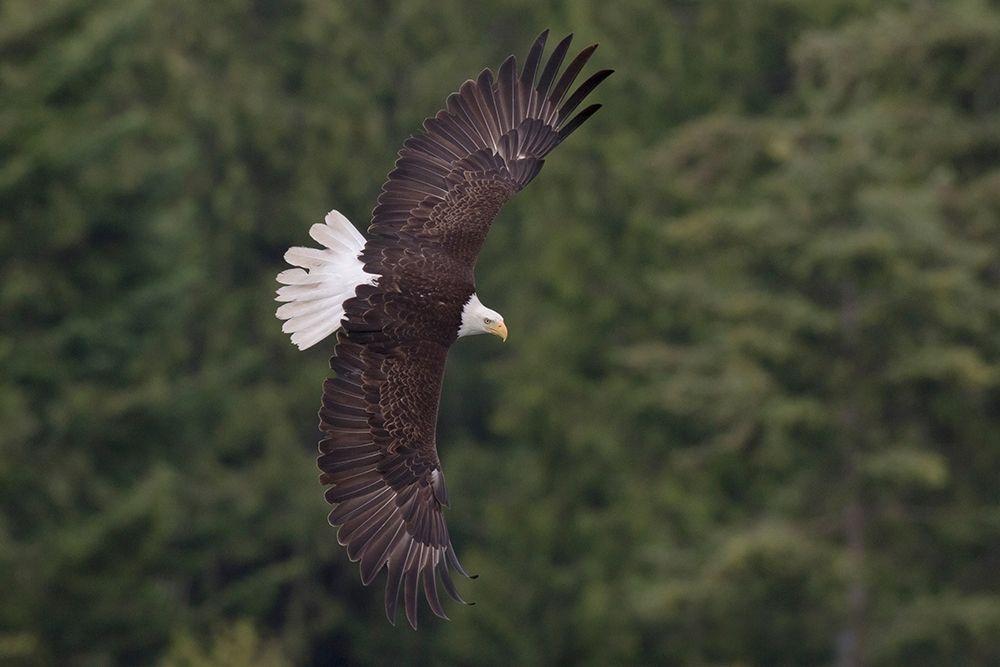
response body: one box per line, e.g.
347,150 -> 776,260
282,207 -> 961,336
320,334 -> 471,629
318,31 -> 610,629
359,29 -> 612,277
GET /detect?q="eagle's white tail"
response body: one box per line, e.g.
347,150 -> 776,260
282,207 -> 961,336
275,210 -> 376,350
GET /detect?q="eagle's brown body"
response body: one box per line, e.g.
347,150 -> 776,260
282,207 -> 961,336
296,31 -> 611,628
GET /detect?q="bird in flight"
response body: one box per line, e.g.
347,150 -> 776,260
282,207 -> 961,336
276,30 -> 611,629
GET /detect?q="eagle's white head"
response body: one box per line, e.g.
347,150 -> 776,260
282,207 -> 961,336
458,293 -> 507,341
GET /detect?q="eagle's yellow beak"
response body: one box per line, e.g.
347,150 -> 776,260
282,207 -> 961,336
489,321 -> 508,342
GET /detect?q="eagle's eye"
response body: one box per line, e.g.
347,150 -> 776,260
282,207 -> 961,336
483,317 -> 494,325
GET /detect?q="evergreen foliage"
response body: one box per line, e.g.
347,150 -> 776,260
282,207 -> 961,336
3,1 -> 999,664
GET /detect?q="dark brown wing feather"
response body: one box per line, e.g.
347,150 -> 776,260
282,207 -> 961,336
320,331 -> 474,629
319,31 -> 610,629
360,29 -> 613,278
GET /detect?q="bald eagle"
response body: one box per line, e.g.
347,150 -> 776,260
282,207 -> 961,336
276,31 -> 610,628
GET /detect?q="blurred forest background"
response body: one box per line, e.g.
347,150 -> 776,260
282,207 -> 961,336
3,0 -> 1000,665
